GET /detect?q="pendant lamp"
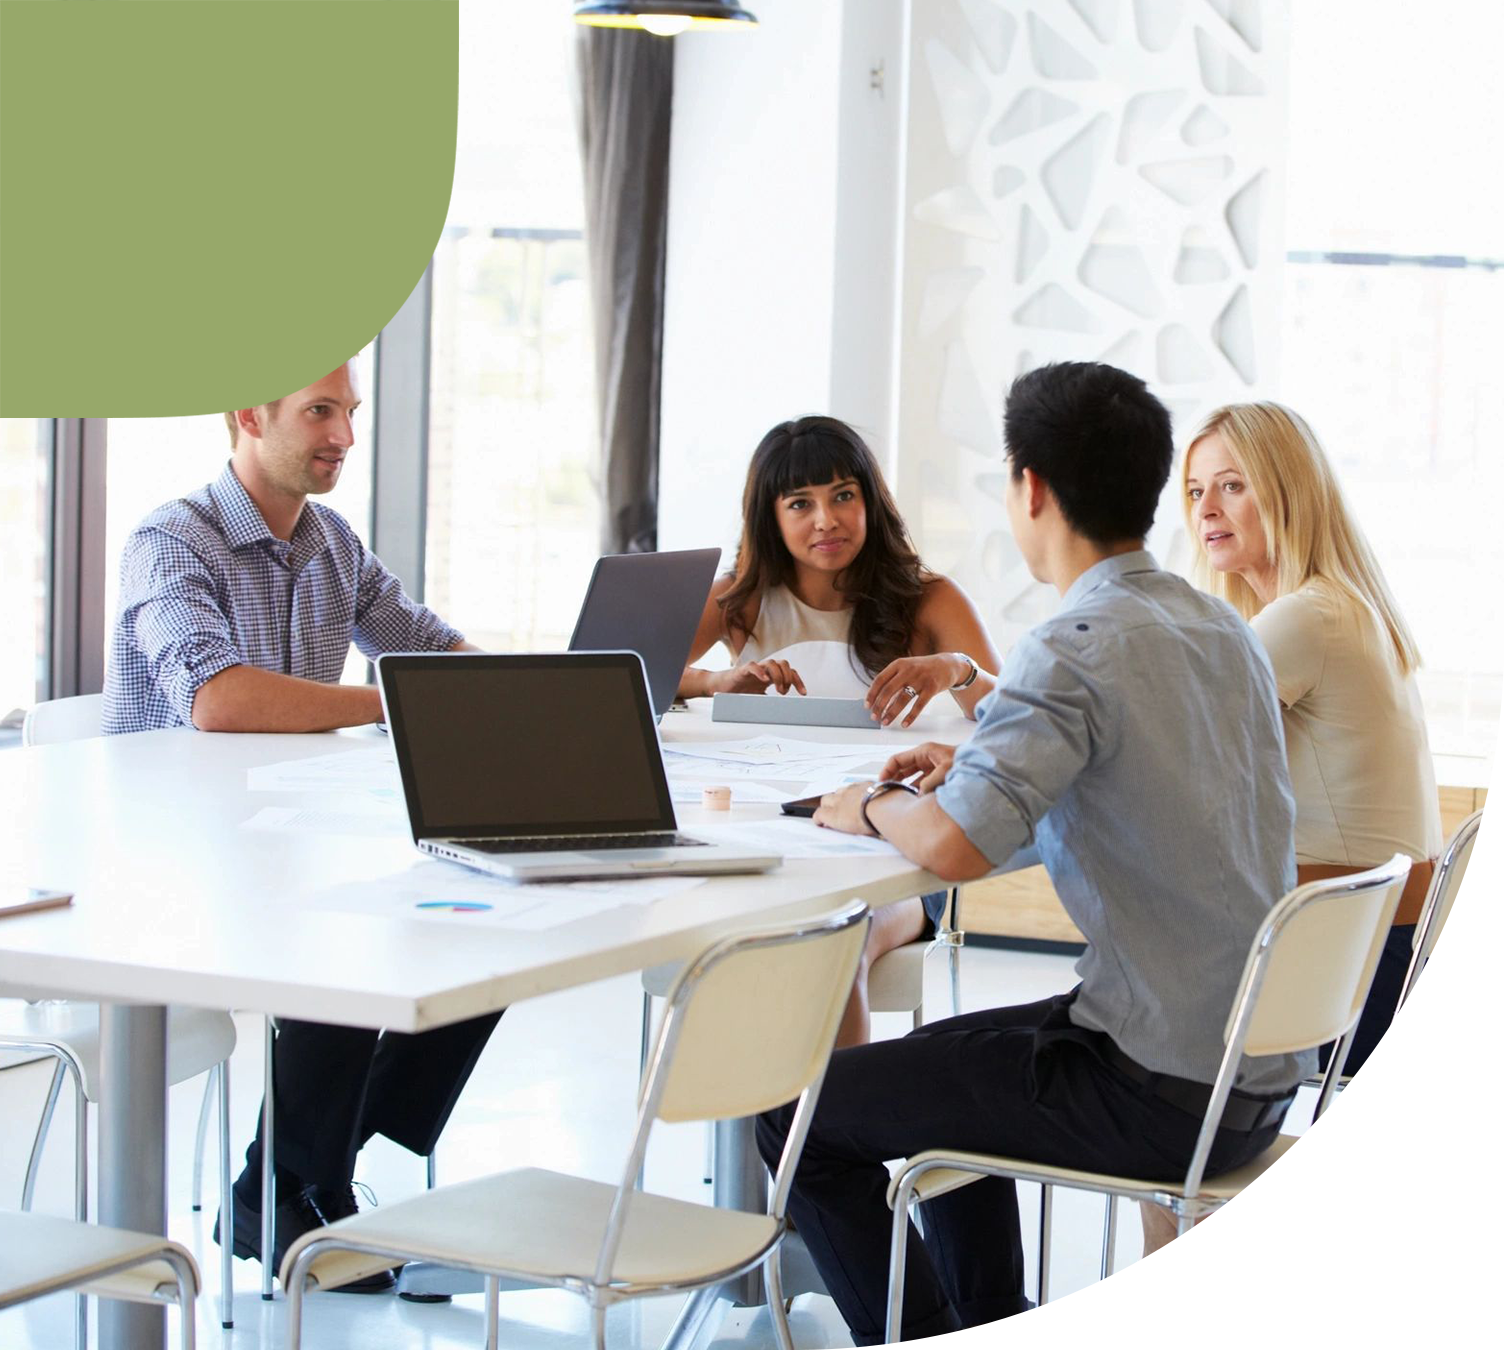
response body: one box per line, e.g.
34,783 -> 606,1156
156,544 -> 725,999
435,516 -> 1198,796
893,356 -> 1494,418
572,2 -> 759,38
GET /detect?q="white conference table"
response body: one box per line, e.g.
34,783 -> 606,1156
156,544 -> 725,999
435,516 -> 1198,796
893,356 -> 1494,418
0,701 -> 973,1350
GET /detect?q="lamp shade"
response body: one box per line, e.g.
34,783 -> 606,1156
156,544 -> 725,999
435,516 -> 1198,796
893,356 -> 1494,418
572,2 -> 759,37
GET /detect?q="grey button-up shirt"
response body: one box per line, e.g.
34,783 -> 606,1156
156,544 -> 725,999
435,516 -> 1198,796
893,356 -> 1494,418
935,551 -> 1305,1093
103,463 -> 462,735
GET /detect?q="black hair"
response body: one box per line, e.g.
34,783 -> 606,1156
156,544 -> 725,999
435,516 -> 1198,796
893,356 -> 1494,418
721,416 -> 928,678
1003,361 -> 1173,542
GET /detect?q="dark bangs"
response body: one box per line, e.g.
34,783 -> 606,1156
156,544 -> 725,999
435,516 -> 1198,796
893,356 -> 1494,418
759,420 -> 874,501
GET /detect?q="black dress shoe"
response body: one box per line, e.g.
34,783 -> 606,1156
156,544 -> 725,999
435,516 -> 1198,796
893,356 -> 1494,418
307,1184 -> 399,1294
214,1186 -> 396,1294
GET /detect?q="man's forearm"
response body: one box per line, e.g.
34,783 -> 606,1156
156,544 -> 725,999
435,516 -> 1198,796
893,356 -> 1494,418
191,665 -> 383,732
865,792 -> 992,881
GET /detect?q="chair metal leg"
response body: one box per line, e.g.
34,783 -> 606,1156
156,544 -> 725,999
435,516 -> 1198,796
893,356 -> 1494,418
1037,1183 -> 1053,1306
947,887 -> 964,1018
702,1122 -> 713,1186
911,1001 -> 924,1031
639,990 -> 652,1077
638,992 -> 653,1191
217,1061 -> 234,1328
485,1275 -> 500,1350
589,1300 -> 607,1350
1099,1194 -> 1117,1280
21,1058 -> 66,1211
1173,1202 -> 1197,1340
885,1173 -> 917,1344
68,1062 -> 90,1350
284,1244 -> 317,1350
426,1153 -> 437,1190
74,1072 -> 89,1222
163,1245 -> 198,1350
191,1071 -> 214,1211
764,1249 -> 796,1350
261,1019 -> 275,1301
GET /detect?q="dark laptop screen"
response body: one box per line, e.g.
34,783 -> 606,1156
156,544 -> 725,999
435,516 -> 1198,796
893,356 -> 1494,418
378,653 -> 677,839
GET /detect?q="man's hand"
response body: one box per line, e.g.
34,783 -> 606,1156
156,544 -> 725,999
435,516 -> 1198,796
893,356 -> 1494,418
879,742 -> 956,792
813,781 -> 876,836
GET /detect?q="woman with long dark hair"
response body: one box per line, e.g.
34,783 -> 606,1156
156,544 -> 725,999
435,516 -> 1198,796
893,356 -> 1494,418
679,415 -> 1002,1044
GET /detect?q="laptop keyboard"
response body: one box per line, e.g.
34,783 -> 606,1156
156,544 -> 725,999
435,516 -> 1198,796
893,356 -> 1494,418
465,833 -> 708,854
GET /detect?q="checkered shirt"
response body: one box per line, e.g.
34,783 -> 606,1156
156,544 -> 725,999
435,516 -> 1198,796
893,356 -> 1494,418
102,462 -> 462,734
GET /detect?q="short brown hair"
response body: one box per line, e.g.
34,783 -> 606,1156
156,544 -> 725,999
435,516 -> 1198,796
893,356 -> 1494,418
223,399 -> 281,448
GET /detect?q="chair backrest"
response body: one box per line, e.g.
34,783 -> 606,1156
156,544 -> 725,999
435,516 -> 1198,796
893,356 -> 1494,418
1400,808 -> 1484,1007
1181,855 -> 1410,1198
594,900 -> 869,1285
650,902 -> 869,1125
22,694 -> 104,747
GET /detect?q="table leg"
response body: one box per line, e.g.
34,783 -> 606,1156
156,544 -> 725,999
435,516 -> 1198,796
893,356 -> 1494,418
98,1003 -> 169,1350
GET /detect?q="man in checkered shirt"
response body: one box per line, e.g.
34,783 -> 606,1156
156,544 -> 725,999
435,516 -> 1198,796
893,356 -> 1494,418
103,361 -> 499,1292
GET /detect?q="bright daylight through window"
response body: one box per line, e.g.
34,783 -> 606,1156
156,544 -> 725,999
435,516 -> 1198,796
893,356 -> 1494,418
423,3 -> 599,652
1279,1 -> 1503,759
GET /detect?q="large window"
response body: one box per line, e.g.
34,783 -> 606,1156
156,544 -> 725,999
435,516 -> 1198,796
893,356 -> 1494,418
1281,2 -> 1504,760
0,419 -> 51,722
423,2 -> 599,652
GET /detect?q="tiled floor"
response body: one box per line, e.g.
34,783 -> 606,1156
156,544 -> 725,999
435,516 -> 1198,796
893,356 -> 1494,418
2,945 -> 1179,1349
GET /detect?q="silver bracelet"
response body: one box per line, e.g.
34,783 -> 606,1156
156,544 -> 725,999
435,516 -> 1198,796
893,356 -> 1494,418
950,654 -> 980,689
860,779 -> 920,837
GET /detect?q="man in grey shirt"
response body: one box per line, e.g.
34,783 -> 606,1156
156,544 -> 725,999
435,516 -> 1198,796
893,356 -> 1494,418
756,362 -> 1299,1344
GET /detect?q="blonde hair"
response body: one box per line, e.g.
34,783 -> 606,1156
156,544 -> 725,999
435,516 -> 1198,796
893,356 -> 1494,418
1181,401 -> 1420,676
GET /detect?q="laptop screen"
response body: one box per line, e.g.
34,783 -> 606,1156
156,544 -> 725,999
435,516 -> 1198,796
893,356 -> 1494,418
378,653 -> 678,840
568,547 -> 720,719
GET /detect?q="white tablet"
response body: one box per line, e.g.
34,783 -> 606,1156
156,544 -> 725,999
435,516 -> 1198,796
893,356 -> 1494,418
711,692 -> 881,730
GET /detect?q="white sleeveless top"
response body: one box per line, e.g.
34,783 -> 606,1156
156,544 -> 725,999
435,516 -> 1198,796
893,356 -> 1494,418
737,586 -> 872,699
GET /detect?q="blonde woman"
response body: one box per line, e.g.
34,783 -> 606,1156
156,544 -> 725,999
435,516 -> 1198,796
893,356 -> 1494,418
1142,402 -> 1442,1254
1183,402 -> 1441,956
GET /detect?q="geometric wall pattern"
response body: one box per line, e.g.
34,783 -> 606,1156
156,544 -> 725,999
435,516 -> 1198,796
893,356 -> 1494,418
895,0 -> 1287,647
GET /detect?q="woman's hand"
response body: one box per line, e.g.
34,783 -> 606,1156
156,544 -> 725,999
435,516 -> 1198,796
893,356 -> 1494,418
865,654 -> 969,727
712,659 -> 807,696
879,742 -> 956,792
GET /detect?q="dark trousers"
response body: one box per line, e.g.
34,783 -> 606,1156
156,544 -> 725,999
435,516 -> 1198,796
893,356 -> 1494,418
756,994 -> 1283,1345
238,1010 -> 503,1195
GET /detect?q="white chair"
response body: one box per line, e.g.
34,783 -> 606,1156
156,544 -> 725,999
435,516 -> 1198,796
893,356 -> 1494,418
881,855 -> 1412,1341
1398,807 -> 1483,1008
278,899 -> 873,1350
638,887 -> 962,1185
11,693 -> 238,1336
1106,811 -> 1491,1292
20,693 -> 105,747
0,1209 -> 200,1350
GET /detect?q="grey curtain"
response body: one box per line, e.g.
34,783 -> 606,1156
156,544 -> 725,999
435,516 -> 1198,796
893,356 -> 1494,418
576,28 -> 674,555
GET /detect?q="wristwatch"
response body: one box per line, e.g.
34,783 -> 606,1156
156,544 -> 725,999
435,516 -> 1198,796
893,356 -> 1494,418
860,779 -> 920,837
950,654 -> 980,690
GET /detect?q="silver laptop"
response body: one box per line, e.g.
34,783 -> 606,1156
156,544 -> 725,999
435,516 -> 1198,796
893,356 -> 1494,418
376,651 -> 780,881
569,547 -> 721,721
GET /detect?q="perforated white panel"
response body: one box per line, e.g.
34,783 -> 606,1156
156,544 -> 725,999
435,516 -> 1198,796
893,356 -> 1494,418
896,0 -> 1288,644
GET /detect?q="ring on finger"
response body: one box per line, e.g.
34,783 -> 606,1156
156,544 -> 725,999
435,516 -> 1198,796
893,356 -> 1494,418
900,684 -> 918,699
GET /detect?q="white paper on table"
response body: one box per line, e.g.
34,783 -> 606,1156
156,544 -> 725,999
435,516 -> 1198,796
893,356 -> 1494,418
667,778 -> 795,805
690,816 -> 901,859
662,747 -> 905,787
662,734 -> 915,767
241,805 -> 403,838
312,861 -> 706,931
247,747 -> 400,794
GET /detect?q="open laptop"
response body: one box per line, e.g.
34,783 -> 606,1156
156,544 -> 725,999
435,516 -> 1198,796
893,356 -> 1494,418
376,651 -> 780,881
568,548 -> 721,720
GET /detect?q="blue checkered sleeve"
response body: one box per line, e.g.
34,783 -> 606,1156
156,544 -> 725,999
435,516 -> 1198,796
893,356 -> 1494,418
115,526 -> 245,729
352,541 -> 463,657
